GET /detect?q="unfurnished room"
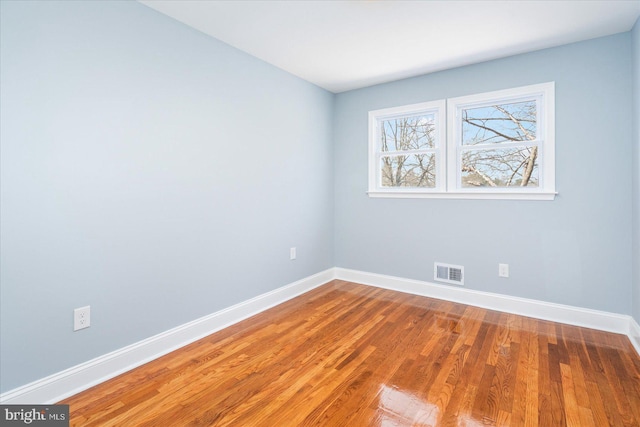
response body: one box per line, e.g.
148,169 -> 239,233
1,0 -> 640,425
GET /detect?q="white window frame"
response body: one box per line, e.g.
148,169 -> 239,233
447,82 -> 555,199
368,100 -> 447,196
367,82 -> 556,200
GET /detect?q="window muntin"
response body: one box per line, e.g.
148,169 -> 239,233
369,101 -> 446,193
448,83 -> 553,196
368,83 -> 555,200
458,97 -> 542,189
379,113 -> 438,188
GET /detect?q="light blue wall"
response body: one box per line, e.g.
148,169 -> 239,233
633,18 -> 640,323
0,1 -> 334,392
2,0 -> 637,396
334,34 -> 633,315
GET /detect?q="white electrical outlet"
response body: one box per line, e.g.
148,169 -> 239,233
290,247 -> 297,260
74,306 -> 91,331
498,264 -> 509,278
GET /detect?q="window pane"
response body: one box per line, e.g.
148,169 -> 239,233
381,153 -> 436,188
461,146 -> 539,188
381,114 -> 436,152
462,100 -> 536,145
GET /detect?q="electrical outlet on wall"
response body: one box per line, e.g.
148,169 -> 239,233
290,247 -> 296,260
498,264 -> 509,278
74,306 -> 91,331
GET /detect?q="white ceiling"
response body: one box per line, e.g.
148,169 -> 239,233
139,0 -> 640,93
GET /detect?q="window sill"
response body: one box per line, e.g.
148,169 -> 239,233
366,191 -> 557,200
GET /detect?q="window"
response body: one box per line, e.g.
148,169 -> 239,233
368,100 -> 446,192
368,82 -> 555,200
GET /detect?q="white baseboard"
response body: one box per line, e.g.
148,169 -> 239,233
629,318 -> 640,356
0,269 -> 336,404
335,268 -> 633,335
3,266 -> 638,405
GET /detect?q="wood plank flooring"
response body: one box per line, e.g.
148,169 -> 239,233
61,280 -> 640,426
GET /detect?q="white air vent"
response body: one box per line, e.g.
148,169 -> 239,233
434,262 -> 464,286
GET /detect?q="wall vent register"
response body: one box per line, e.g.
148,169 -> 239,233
434,262 -> 464,286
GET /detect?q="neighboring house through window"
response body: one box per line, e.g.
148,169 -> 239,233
368,82 -> 555,200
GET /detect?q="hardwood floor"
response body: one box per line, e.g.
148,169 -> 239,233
61,280 -> 640,426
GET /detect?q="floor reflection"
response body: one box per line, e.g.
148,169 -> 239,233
374,384 -> 498,427
375,384 -> 439,426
